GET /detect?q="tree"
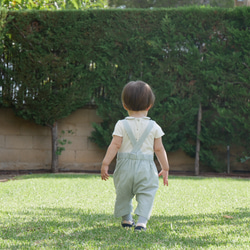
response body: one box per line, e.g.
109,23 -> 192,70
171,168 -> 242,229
2,8 -> 249,174
2,11 -> 94,172
0,8 -> 7,107
156,7 -> 250,173
195,103 -> 202,176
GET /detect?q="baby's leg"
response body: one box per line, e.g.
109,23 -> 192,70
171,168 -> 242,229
113,160 -> 135,218
122,213 -> 133,222
114,191 -> 133,218
121,213 -> 135,228
137,215 -> 148,227
135,189 -> 157,220
134,162 -> 159,222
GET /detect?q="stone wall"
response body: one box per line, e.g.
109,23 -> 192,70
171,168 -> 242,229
1,107 -> 248,173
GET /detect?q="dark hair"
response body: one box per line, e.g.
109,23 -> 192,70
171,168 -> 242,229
121,81 -> 155,111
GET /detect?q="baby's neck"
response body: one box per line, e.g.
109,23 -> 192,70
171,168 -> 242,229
127,110 -> 148,118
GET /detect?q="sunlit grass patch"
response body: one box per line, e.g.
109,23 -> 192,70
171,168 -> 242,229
0,174 -> 249,249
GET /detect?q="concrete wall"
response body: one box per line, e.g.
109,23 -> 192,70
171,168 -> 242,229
0,108 -> 105,172
0,107 -> 249,173
234,0 -> 250,6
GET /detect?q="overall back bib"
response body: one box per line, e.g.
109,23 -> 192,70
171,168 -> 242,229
113,120 -> 159,219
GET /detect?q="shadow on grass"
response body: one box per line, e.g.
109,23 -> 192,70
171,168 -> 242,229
1,206 -> 249,249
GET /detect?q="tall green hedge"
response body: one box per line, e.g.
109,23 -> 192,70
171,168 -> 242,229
1,7 -> 249,171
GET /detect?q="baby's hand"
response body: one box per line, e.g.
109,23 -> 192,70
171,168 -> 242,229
159,170 -> 168,186
101,165 -> 110,181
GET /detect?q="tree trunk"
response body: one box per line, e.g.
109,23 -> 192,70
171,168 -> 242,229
195,103 -> 202,176
51,122 -> 59,173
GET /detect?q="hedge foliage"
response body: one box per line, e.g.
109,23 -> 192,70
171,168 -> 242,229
1,7 -> 250,171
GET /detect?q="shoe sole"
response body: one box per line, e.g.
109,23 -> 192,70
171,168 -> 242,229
134,226 -> 147,231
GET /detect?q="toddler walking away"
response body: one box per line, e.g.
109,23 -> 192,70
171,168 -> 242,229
101,80 -> 169,231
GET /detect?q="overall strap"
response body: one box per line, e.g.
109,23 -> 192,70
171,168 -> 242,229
122,120 -> 137,147
123,119 -> 154,154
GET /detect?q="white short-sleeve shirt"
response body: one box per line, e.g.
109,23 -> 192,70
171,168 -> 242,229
112,116 -> 164,155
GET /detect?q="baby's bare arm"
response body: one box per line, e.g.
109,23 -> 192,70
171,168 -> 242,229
154,137 -> 169,171
154,137 -> 169,186
101,135 -> 122,181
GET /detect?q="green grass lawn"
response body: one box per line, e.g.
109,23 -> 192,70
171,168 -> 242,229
0,174 -> 249,249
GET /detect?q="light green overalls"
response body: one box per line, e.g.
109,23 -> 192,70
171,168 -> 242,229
113,119 -> 159,220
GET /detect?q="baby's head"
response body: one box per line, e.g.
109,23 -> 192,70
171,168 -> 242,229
122,80 -> 155,111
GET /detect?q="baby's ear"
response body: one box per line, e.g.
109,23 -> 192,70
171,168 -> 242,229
146,105 -> 152,111
123,103 -> 129,111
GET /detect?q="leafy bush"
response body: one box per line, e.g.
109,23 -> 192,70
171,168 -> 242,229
0,7 -> 249,172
